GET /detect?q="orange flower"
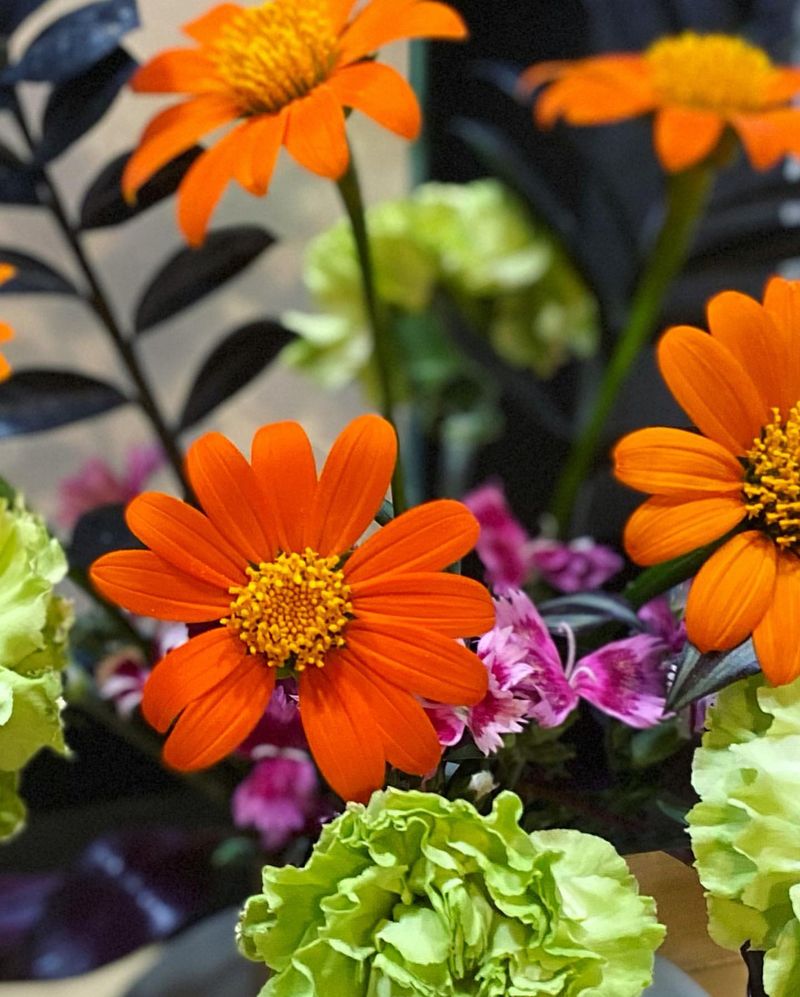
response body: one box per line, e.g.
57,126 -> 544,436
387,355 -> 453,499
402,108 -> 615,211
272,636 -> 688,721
521,32 -> 800,173
0,263 -> 15,382
613,276 -> 800,685
123,0 -> 467,245
90,414 -> 493,801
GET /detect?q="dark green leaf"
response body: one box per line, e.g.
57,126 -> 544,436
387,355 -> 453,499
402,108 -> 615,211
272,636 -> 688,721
0,145 -> 39,205
0,370 -> 127,436
666,640 -> 761,712
79,146 -> 203,230
178,319 -> 295,430
0,249 -> 78,295
38,48 -> 136,163
5,0 -> 139,84
0,0 -> 49,35
134,226 -> 276,333
68,503 -> 140,569
539,592 -> 643,633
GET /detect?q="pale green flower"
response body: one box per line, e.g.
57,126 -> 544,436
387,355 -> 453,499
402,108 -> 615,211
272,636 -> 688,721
238,789 -> 664,997
688,674 -> 800,997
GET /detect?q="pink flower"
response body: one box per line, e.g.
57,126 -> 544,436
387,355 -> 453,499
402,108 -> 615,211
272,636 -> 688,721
527,536 -> 623,593
56,443 -> 164,529
95,648 -> 150,717
232,754 -> 321,852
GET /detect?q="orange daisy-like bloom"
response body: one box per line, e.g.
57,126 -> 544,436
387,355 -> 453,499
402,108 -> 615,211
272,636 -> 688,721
521,31 -> 800,173
123,0 -> 467,245
90,414 -> 493,801
613,276 -> 800,686
0,263 -> 15,382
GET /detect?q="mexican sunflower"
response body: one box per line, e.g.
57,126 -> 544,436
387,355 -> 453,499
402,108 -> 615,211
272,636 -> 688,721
0,263 -> 15,381
90,414 -> 494,801
521,31 -> 800,173
614,276 -> 800,686
123,0 -> 467,245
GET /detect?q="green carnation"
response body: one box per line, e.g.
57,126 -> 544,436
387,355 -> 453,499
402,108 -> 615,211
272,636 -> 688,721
237,789 -> 664,996
0,493 -> 71,841
688,674 -> 800,997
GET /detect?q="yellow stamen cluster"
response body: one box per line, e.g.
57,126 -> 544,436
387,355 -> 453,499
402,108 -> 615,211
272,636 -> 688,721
646,32 -> 773,113
210,0 -> 339,115
744,404 -> 800,549
223,548 -> 353,671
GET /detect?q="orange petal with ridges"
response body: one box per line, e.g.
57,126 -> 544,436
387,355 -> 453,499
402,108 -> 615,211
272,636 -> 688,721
131,49 -> 222,95
183,3 -> 240,43
345,620 -> 488,704
753,552 -> 800,685
142,627 -> 248,732
351,572 -> 495,637
90,550 -> 230,621
686,532 -> 776,652
284,86 -> 349,179
234,110 -> 287,197
763,275 -> 800,405
657,325 -> 768,454
299,662 -> 385,802
126,492 -> 245,588
653,106 -> 724,172
346,499 -> 479,582
613,427 -> 744,496
624,495 -> 745,566
251,421 -> 317,554
732,109 -> 800,170
305,414 -> 396,556
328,61 -> 421,139
163,655 -> 275,770
185,431 -> 276,563
339,0 -> 467,66
536,72 -> 655,127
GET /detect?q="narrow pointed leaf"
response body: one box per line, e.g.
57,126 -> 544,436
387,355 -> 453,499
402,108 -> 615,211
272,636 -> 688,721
0,250 -> 78,295
178,320 -> 295,430
0,0 -> 50,35
79,147 -> 203,230
0,371 -> 127,436
68,503 -> 141,569
666,640 -> 761,712
38,48 -> 136,163
539,592 -> 643,632
0,146 -> 39,205
134,227 -> 277,334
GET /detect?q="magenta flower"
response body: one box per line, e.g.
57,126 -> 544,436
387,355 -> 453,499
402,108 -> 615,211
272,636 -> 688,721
527,536 -> 623,594
56,443 -> 164,529
232,753 -> 321,852
95,647 -> 150,717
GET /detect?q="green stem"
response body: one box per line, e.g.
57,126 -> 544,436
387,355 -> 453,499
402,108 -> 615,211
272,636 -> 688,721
549,162 -> 716,534
336,154 -> 407,515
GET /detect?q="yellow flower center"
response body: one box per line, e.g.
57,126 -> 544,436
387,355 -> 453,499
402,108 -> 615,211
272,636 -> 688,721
223,548 -> 353,670
645,32 -> 773,113
744,405 -> 800,549
210,0 -> 339,115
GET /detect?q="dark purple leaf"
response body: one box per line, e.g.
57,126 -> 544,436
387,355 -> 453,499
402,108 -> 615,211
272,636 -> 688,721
68,502 -> 141,570
0,0 -> 50,36
79,146 -> 203,230
38,47 -> 136,163
666,640 -> 761,713
5,0 -> 139,84
0,249 -> 78,295
0,145 -> 39,205
0,370 -> 127,437
539,592 -> 643,633
134,226 -> 277,334
178,320 -> 295,430
0,874 -> 61,960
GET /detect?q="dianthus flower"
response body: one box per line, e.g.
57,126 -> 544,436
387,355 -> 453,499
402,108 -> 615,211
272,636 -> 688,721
614,276 -> 800,685
123,0 -> 467,245
0,263 -> 16,381
522,31 -> 800,172
90,415 -> 493,801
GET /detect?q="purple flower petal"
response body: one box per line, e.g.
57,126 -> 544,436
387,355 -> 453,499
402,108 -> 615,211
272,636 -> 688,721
232,754 -> 320,852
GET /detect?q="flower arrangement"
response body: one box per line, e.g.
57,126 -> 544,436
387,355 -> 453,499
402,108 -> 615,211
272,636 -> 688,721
2,1 -> 800,994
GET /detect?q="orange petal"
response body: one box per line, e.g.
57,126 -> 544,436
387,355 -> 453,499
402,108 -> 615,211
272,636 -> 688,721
183,3 -> 240,43
176,121 -> 253,246
234,110 -> 287,197
0,321 -> 13,344
125,491 -> 246,588
163,655 -> 275,770
753,552 -> 800,685
706,289 -> 792,416
142,627 -> 247,732
762,275 -> 800,405
344,620 -> 488,705
520,53 -> 645,92
657,325 -> 768,455
0,264 -> 15,284
765,67 -> 800,103
613,427 -> 744,496
283,85 -> 349,180
623,495 -> 746,566
185,431 -> 276,564
339,0 -> 467,65
90,550 -> 230,621
334,653 -> 441,774
732,108 -> 800,170
653,106 -> 724,172
0,353 -> 11,382
298,661 -> 385,802
345,499 -> 479,582
305,414 -> 396,556
351,572 -> 495,637
122,95 -> 240,198
685,531 -> 776,652
535,66 -> 655,127
327,61 -> 421,140
251,421 -> 317,553
329,0 -> 357,32
131,49 -> 222,94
